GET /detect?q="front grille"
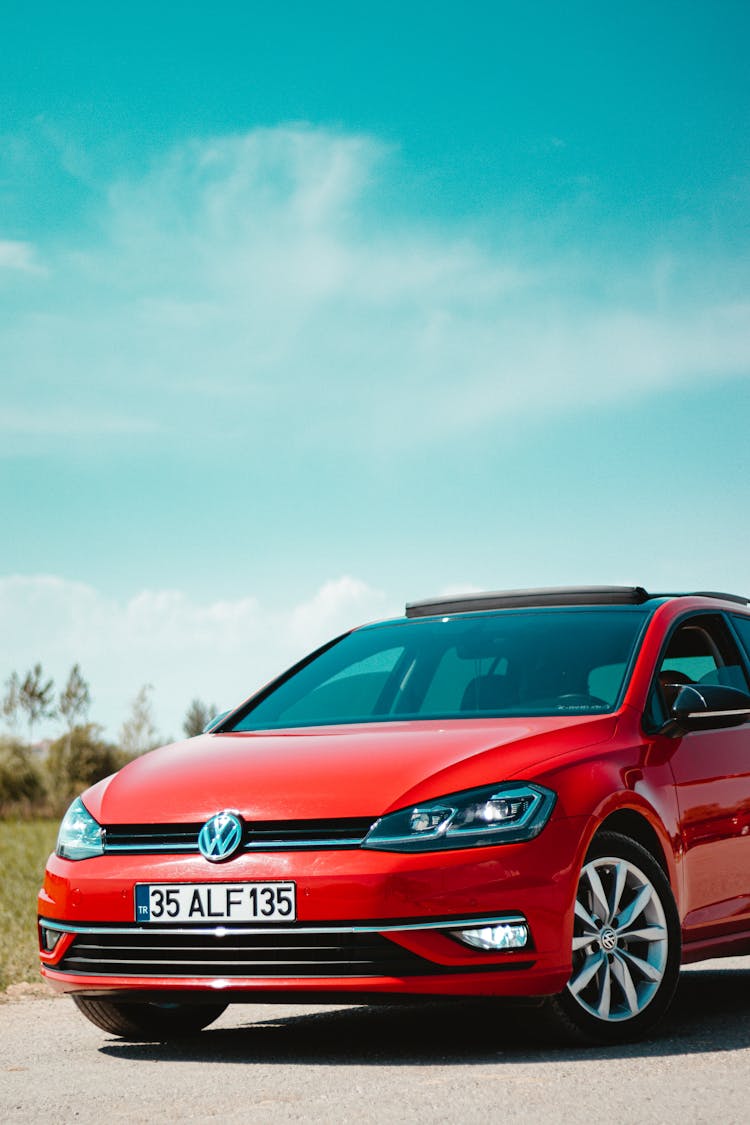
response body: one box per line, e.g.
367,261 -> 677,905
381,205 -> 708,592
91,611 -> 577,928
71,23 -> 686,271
103,818 -> 375,854
56,928 -> 440,978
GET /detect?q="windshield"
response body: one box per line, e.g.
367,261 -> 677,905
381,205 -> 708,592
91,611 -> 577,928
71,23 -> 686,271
228,608 -> 647,731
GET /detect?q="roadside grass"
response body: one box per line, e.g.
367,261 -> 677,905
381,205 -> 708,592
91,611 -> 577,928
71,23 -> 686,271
0,818 -> 58,991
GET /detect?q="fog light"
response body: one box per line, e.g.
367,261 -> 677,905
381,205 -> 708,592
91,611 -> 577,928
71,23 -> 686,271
453,922 -> 529,951
39,926 -> 62,953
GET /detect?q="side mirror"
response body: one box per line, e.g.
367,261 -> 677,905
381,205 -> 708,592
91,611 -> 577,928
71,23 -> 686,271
662,683 -> 750,737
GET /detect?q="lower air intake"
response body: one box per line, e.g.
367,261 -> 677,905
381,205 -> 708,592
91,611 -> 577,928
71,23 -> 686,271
56,928 -> 442,978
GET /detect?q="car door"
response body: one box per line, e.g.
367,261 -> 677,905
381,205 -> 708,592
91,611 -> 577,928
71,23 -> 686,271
652,613 -> 750,940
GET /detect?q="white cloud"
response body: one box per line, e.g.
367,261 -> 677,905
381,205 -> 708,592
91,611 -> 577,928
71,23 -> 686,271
3,125 -> 748,453
0,574 -> 392,742
286,577 -> 389,648
0,239 -> 45,275
0,406 -> 160,438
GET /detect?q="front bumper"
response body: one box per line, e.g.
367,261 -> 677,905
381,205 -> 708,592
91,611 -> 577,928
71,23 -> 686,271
38,816 -> 588,1000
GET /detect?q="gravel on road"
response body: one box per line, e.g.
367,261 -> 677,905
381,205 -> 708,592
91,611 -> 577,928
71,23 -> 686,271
2,958 -> 749,1124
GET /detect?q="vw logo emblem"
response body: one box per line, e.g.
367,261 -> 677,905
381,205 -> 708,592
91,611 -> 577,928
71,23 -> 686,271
198,811 -> 244,862
600,926 -> 618,952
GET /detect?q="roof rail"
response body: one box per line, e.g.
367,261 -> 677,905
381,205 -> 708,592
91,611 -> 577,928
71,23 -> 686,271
655,590 -> 749,606
405,586 -> 650,618
404,586 -> 749,618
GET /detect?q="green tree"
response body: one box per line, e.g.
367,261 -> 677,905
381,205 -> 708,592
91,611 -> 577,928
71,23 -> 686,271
182,698 -> 218,738
18,664 -> 55,742
119,684 -> 159,757
2,671 -> 21,733
59,664 -> 91,750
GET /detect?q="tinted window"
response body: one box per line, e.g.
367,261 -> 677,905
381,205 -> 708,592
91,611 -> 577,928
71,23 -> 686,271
730,615 -> 750,666
659,616 -> 748,692
647,613 -> 750,728
229,608 -> 647,731
269,647 -> 405,725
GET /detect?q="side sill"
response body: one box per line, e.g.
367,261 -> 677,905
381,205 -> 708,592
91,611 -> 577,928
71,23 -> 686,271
681,931 -> 750,964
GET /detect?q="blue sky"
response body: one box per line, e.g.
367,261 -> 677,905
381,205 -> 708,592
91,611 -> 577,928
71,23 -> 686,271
2,2 -> 749,739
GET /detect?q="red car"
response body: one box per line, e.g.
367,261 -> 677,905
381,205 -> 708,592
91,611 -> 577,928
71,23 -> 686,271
38,586 -> 750,1043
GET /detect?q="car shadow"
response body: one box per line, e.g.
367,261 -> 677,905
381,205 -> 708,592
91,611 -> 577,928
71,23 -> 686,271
99,965 -> 750,1065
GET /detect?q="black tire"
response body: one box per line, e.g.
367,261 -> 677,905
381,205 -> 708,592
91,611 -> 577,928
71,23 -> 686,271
544,831 -> 681,1044
72,995 -> 228,1040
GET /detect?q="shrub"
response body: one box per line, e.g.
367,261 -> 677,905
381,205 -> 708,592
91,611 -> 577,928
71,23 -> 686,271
0,738 -> 47,815
46,723 -> 122,813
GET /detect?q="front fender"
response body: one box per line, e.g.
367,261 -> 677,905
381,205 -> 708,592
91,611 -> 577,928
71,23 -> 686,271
528,738 -> 683,915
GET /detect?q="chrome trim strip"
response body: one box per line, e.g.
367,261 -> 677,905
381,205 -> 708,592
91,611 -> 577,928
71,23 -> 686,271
686,708 -> 750,719
40,913 -> 527,937
243,839 -> 365,849
103,838 -> 366,853
63,957 -> 379,967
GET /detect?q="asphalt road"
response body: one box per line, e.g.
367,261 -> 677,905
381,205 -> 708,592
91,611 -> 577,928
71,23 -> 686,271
2,958 -> 749,1124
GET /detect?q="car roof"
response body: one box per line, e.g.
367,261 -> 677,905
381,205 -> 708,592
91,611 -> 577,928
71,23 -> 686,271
403,586 -> 749,618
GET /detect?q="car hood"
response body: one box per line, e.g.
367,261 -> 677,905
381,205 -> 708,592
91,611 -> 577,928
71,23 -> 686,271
86,715 -> 618,825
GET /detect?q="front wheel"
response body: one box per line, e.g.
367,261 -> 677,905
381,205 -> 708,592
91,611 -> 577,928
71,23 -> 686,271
72,995 -> 228,1039
546,831 -> 681,1043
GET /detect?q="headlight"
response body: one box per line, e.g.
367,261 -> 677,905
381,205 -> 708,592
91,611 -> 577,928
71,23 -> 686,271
56,797 -> 104,860
362,782 -> 555,852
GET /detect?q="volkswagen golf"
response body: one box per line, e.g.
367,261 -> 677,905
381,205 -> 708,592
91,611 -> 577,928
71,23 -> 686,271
38,586 -> 750,1043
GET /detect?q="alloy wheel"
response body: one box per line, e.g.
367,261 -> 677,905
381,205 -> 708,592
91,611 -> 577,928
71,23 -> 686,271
567,854 -> 669,1022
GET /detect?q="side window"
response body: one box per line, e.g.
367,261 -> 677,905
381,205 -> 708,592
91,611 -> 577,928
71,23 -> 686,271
647,614 -> 750,728
730,615 -> 750,668
588,662 -> 627,704
275,647 -> 404,723
420,649 -> 511,714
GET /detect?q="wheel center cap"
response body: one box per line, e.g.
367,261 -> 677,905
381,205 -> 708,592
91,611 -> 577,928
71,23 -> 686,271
600,926 -> 617,952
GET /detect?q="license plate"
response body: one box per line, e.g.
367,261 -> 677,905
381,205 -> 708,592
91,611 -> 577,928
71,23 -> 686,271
135,882 -> 296,923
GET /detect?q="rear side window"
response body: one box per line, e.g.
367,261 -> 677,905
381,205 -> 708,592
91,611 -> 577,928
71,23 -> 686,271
661,650 -> 720,682
730,615 -> 750,668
